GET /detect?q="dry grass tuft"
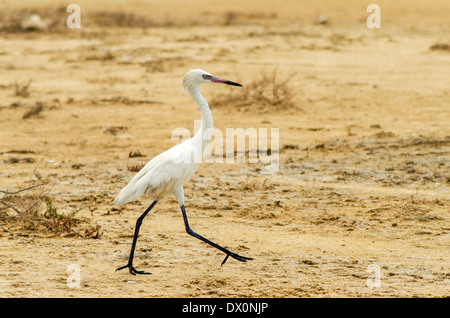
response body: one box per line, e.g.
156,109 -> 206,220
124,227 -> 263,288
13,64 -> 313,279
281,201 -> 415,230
430,42 -> 450,52
14,79 -> 32,97
0,174 -> 101,238
211,70 -> 297,109
22,102 -> 43,119
0,182 -> 47,224
127,164 -> 145,172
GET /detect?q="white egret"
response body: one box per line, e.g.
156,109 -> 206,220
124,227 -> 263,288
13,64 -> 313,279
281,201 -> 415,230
115,69 -> 252,275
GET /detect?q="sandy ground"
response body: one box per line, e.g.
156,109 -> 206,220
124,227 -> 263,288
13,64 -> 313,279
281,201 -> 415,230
0,0 -> 449,298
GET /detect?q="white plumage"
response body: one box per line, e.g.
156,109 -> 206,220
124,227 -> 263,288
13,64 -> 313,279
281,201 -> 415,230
114,139 -> 201,205
115,69 -> 252,275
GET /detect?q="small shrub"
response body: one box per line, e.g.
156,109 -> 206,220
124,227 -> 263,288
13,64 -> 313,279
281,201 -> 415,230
211,69 -> 297,108
14,80 -> 32,97
1,178 -> 100,238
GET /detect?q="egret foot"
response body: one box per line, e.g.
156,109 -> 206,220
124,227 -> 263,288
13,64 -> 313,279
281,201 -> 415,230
116,264 -> 151,275
221,252 -> 253,266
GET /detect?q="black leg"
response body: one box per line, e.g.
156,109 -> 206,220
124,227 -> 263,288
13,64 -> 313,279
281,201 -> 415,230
180,205 -> 253,265
116,200 -> 158,275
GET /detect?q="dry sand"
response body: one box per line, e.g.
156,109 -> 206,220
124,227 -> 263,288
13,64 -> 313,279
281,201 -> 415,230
0,0 -> 449,297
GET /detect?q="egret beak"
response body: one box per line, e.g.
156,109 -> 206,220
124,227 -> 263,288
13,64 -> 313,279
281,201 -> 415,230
210,76 -> 242,87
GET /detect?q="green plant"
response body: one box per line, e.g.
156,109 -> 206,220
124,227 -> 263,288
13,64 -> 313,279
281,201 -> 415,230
43,197 -> 80,234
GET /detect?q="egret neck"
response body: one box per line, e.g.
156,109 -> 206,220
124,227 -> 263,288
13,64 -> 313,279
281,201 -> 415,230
190,86 -> 214,154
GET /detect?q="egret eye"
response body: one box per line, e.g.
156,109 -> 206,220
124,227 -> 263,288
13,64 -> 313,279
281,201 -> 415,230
202,74 -> 213,80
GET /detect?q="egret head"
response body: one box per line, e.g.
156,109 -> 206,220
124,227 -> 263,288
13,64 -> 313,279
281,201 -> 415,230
182,69 -> 242,95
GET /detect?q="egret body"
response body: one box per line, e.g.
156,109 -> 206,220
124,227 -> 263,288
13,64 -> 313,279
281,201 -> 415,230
115,69 -> 252,275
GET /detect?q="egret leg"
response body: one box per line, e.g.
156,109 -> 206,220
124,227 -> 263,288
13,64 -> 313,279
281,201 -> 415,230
180,205 -> 253,265
116,200 -> 158,275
